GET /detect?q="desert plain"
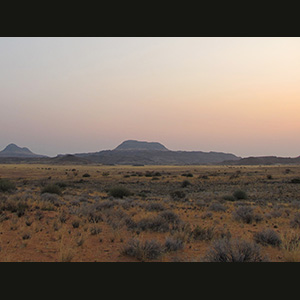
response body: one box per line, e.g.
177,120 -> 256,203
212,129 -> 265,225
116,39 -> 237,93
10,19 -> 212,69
0,163 -> 300,262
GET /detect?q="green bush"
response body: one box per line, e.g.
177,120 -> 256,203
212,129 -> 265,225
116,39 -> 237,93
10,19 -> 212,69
108,186 -> 132,199
41,184 -> 62,195
233,190 -> 247,200
291,178 -> 300,184
0,179 -> 15,192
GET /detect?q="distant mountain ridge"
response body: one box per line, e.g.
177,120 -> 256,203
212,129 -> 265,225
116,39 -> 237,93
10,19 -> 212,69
220,156 -> 300,165
1,141 -> 299,166
0,144 -> 45,158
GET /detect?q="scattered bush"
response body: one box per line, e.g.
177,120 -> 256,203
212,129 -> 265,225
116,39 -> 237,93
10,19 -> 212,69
290,212 -> 300,228
233,190 -> 247,200
108,186 -> 132,199
204,238 -> 267,262
290,178 -> 300,184
136,216 -> 170,232
145,202 -> 165,212
181,173 -> 193,177
90,226 -> 102,235
72,220 -> 80,228
232,206 -> 255,224
0,179 -> 15,192
254,229 -> 282,247
40,193 -> 61,205
82,173 -> 91,178
159,210 -> 181,225
170,190 -> 186,201
164,237 -> 184,252
192,225 -> 215,241
208,202 -> 227,212
181,180 -> 191,188
121,239 -> 164,261
41,184 -> 61,195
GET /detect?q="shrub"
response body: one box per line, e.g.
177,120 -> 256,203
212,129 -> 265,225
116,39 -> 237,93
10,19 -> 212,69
108,186 -> 132,199
192,225 -> 215,241
170,190 -> 186,201
137,216 -> 169,232
290,212 -> 300,228
72,221 -> 80,228
233,190 -> 247,200
208,202 -> 227,212
145,202 -> 165,212
181,180 -> 191,188
41,184 -> 61,195
164,237 -> 184,252
55,181 -> 68,188
159,210 -> 181,225
204,238 -> 267,262
40,193 -> 61,204
82,173 -> 91,178
90,226 -> 102,235
0,179 -> 15,192
290,178 -> 300,184
121,239 -> 163,261
182,173 -> 193,177
232,206 -> 255,224
254,229 -> 282,247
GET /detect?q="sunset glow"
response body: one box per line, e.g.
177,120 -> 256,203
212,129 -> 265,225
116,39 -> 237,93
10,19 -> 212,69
1,37 -> 299,157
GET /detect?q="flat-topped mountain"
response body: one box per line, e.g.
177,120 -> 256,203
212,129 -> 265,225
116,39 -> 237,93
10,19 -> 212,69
74,140 -> 240,165
115,140 -> 169,151
0,144 -> 45,158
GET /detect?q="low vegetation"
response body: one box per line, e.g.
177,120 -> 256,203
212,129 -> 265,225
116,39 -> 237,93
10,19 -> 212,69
0,164 -> 299,262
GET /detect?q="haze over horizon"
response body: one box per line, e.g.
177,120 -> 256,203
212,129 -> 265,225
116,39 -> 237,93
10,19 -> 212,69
1,37 -> 300,157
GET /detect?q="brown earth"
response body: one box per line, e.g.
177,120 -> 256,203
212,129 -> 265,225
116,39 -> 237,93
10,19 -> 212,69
0,164 -> 300,262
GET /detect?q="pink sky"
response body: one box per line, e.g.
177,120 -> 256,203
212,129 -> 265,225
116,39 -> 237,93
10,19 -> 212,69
0,37 -> 299,157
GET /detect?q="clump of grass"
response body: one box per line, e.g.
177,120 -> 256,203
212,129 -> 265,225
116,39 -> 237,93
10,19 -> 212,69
136,216 -> 170,233
232,206 -> 255,224
41,184 -> 62,195
170,190 -> 186,201
121,239 -> 164,261
281,231 -> 300,262
72,220 -> 80,228
181,180 -> 191,188
90,226 -> 102,235
145,202 -> 165,212
290,212 -> 300,228
108,186 -> 132,199
253,229 -> 282,247
208,201 -> 227,212
233,190 -> 247,200
164,237 -> 185,252
181,173 -> 193,177
204,238 -> 267,262
192,225 -> 215,241
290,178 -> 300,184
0,179 -> 16,192
159,210 -> 181,225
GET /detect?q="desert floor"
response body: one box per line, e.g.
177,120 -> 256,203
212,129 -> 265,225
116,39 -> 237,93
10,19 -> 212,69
0,164 -> 300,262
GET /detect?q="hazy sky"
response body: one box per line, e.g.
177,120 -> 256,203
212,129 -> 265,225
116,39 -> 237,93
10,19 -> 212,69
0,37 -> 299,157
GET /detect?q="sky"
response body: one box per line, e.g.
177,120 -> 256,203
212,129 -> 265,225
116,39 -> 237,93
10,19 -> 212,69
0,37 -> 299,157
